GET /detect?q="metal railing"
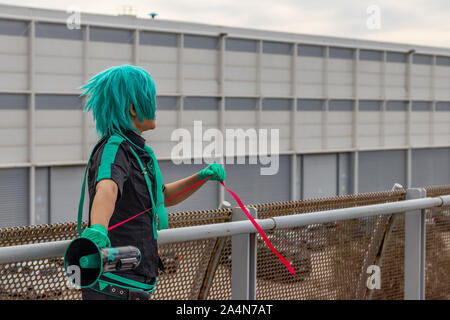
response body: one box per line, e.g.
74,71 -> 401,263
1,187 -> 450,300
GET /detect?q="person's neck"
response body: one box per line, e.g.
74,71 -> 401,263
131,127 -> 142,136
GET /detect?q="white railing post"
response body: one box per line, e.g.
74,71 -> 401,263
231,206 -> 257,300
404,188 -> 427,300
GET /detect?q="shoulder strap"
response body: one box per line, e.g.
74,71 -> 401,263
102,272 -> 157,291
96,135 -> 125,182
77,138 -> 106,236
77,161 -> 89,236
77,135 -> 124,236
144,145 -> 169,233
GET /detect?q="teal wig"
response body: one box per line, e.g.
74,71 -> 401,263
80,64 -> 156,137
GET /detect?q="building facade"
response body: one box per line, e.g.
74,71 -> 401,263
0,4 -> 449,227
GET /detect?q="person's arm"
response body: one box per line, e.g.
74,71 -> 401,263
163,163 -> 226,207
80,179 -> 118,248
163,173 -> 207,207
90,179 -> 118,228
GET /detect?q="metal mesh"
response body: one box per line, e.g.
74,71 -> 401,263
0,209 -> 232,300
252,190 -> 405,300
367,214 -> 405,300
203,237 -> 232,300
424,186 -> 450,300
1,188 -> 450,300
152,239 -> 217,299
0,222 -> 82,300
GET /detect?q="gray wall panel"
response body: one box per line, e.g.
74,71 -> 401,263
412,101 -> 431,112
158,160 -> 219,212
329,47 -> 354,59
437,56 -> 450,66
412,148 -> 450,187
436,102 -> 450,111
298,44 -> 325,57
302,154 -> 337,199
338,153 -> 352,196
358,150 -> 407,193
226,38 -> 257,53
298,99 -> 324,111
0,168 -> 28,228
387,52 -> 407,63
386,100 -> 408,111
157,96 -> 178,110
184,97 -> 220,110
50,166 -> 88,223
0,18 -> 29,36
36,94 -> 82,110
35,22 -> 84,40
359,100 -> 382,111
413,54 -> 432,65
296,155 -> 302,200
329,100 -> 354,111
262,98 -> 291,111
184,34 -> 219,50
360,49 -> 383,61
35,167 -> 49,225
225,155 -> 290,205
225,97 -> 257,111
0,93 -> 28,110
263,41 -> 292,55
90,26 -> 133,44
140,31 -> 178,47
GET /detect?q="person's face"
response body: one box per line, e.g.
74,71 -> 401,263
129,104 -> 156,133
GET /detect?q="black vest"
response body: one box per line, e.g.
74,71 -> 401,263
87,130 -> 164,280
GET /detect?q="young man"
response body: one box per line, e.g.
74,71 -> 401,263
78,64 -> 225,300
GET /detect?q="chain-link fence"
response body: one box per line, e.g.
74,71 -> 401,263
424,187 -> 450,300
252,190 -> 405,300
0,188 -> 449,300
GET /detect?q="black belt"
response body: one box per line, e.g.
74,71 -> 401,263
91,281 -> 152,300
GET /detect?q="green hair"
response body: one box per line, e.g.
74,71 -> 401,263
80,64 -> 156,137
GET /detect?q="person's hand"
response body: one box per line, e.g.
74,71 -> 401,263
198,163 -> 226,182
81,224 -> 111,248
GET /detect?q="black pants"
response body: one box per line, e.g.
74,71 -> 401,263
82,288 -> 123,300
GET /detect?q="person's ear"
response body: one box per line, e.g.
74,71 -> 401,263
129,104 -> 137,117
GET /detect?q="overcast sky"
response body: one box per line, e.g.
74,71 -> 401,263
1,0 -> 449,48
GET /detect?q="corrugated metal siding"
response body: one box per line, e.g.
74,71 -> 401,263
0,168 -> 28,228
302,154 -> 338,199
224,155 -> 290,205
35,167 -> 49,225
159,160 -> 219,212
358,150 -> 407,193
50,166 -> 88,223
412,148 -> 450,187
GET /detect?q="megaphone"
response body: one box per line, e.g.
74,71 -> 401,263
64,237 -> 141,288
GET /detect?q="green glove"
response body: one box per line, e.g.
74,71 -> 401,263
81,224 -> 111,248
198,163 -> 226,182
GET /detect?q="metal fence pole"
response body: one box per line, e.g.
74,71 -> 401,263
231,206 -> 257,300
404,188 -> 427,300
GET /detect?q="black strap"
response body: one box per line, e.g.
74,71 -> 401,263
91,282 -> 152,300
